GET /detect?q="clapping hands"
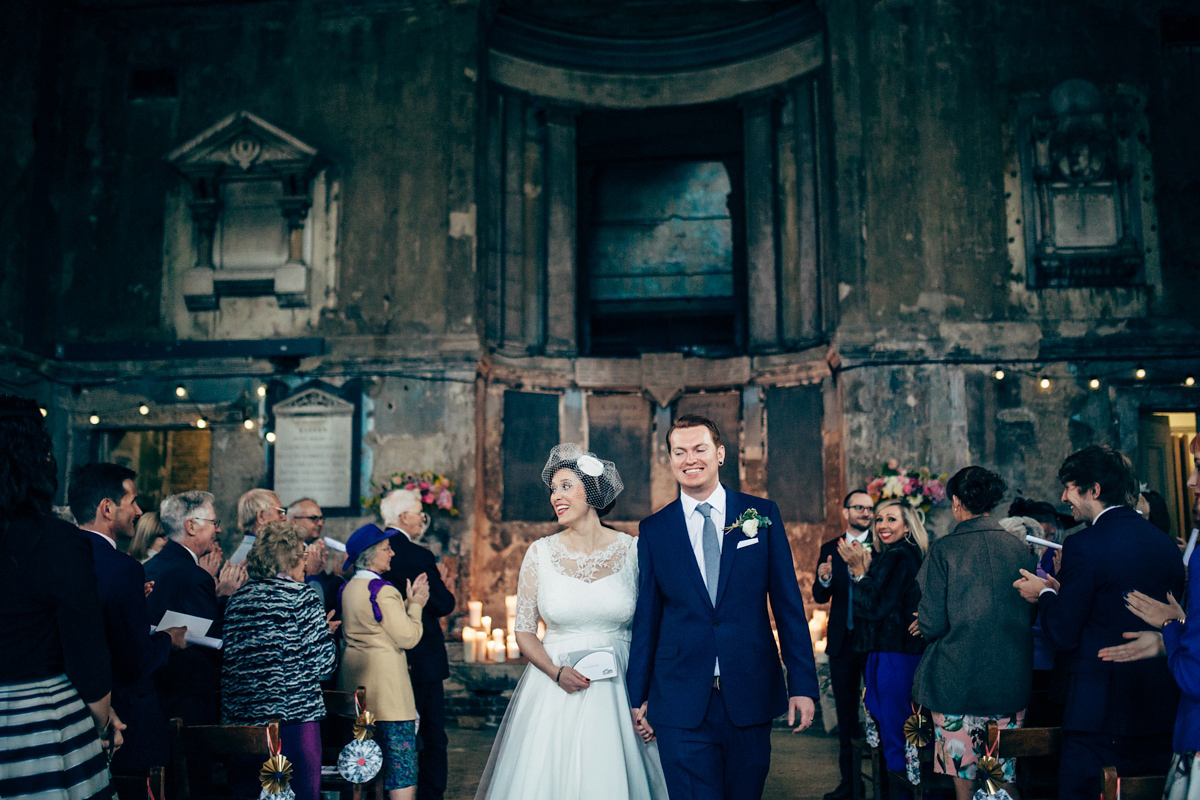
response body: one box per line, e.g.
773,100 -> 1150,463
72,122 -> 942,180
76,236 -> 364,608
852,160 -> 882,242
216,559 -> 248,597
405,573 -> 430,607
836,539 -> 871,576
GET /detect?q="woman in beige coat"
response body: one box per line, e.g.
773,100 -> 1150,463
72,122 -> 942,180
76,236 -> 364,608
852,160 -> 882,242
338,524 -> 430,800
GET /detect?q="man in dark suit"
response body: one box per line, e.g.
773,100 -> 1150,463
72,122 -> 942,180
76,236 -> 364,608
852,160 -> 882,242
145,490 -> 246,725
812,490 -> 874,800
628,414 -> 818,800
70,463 -> 186,792
288,497 -> 344,614
380,489 -> 456,800
1016,444 -> 1184,800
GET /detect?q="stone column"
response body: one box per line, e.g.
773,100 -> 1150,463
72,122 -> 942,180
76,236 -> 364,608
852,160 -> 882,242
276,190 -> 312,308
544,106 -> 578,356
742,94 -> 780,353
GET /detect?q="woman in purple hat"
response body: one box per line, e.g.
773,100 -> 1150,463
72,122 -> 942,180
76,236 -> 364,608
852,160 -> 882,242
338,524 -> 430,800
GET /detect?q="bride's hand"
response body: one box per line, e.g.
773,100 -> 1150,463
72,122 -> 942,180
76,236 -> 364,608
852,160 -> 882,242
555,666 -> 590,694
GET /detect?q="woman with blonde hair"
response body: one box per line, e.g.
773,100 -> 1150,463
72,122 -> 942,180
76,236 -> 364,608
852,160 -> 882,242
221,520 -> 339,800
837,498 -> 930,786
129,511 -> 166,562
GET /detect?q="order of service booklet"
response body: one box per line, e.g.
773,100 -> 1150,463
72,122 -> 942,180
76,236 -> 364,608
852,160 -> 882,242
564,647 -> 618,681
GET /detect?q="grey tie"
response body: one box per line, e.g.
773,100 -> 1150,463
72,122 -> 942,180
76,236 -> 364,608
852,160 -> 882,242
697,502 -> 721,605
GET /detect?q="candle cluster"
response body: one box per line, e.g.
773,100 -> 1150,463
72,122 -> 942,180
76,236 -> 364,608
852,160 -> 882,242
808,610 -> 828,654
461,596 -> 537,663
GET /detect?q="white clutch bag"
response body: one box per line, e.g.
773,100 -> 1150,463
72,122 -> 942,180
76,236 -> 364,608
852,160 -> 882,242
564,647 -> 618,681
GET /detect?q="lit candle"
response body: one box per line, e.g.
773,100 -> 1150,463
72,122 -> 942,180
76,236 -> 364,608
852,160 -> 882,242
462,628 -> 477,663
505,594 -> 518,632
481,640 -> 492,663
468,602 -> 482,628
507,634 -> 520,660
480,616 -> 491,637
492,640 -> 506,663
493,628 -> 504,646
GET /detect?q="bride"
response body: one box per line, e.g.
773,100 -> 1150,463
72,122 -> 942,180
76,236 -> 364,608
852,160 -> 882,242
474,444 -> 669,800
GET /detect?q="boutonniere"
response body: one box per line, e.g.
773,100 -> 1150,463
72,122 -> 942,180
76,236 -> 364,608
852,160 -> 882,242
860,539 -> 873,553
724,508 -> 771,538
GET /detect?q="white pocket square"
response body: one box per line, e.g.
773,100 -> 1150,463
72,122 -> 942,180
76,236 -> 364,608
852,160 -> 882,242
736,538 -> 759,549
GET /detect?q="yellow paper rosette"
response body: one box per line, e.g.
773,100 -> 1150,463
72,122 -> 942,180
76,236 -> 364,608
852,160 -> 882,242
353,710 -> 376,741
259,753 -> 293,795
902,711 -> 932,747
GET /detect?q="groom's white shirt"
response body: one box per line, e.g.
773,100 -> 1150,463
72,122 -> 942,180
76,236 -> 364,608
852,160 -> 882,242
680,483 -> 726,677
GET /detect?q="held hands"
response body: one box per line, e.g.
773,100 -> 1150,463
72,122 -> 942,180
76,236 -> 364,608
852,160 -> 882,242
1125,590 -> 1185,629
788,696 -> 815,733
1013,568 -> 1058,603
631,702 -> 655,742
1098,630 -> 1166,662
216,560 -> 248,597
817,555 -> 833,582
325,609 -> 341,635
836,539 -> 870,576
405,573 -> 430,607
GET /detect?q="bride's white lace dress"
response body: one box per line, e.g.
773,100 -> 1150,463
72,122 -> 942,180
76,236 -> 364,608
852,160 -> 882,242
474,532 -> 669,800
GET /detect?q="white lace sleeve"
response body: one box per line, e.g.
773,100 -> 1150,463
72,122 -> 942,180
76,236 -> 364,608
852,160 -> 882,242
514,540 -> 541,633
625,535 -> 640,583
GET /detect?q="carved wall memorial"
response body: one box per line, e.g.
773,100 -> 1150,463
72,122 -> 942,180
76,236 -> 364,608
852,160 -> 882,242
272,387 -> 357,511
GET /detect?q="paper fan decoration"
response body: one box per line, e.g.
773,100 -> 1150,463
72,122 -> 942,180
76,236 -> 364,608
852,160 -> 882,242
259,753 -> 295,800
338,739 -> 383,784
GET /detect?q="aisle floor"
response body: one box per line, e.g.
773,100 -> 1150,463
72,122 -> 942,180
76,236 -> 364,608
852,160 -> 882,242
443,726 -> 841,800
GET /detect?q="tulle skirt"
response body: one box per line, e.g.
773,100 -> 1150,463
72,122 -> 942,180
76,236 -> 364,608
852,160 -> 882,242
474,630 -> 669,800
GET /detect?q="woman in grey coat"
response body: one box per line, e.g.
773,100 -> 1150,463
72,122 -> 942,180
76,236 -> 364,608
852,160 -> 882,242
912,466 -> 1035,800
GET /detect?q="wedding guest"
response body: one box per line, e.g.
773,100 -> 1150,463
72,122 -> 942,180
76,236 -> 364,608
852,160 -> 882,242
0,395 -> 119,800
1136,489 -> 1172,536
812,490 -> 874,800
129,511 -> 166,563
222,521 -> 339,800
839,499 -> 928,787
339,524 -> 430,800
914,466 -> 1034,800
70,462 -> 185,791
233,488 -> 286,562
380,489 -> 456,800
145,490 -> 246,724
288,497 -> 343,613
1015,445 -> 1183,800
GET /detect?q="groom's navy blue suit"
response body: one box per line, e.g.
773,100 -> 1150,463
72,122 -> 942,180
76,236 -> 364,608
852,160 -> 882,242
628,487 -> 818,799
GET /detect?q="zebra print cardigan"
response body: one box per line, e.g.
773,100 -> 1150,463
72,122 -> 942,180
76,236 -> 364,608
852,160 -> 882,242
221,578 -> 337,725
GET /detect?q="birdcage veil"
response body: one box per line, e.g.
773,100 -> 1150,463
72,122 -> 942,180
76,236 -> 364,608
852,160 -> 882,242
541,443 -> 624,510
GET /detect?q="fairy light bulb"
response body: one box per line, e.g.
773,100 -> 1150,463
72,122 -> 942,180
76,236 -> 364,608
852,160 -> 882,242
139,403 -> 150,415
1088,378 -> 1100,390
89,413 -> 100,425
175,384 -> 188,398
243,418 -> 255,430
39,407 -> 48,417
1039,378 -> 1051,390
993,368 -> 1005,381
257,384 -> 267,398
1134,366 -> 1146,380
1187,376 -> 1196,387
265,431 -> 276,443
196,417 -> 207,429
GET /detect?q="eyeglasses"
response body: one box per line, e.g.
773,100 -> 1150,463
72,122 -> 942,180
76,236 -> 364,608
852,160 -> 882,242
846,505 -> 873,512
191,517 -> 221,528
293,515 -> 325,522
272,507 -> 287,516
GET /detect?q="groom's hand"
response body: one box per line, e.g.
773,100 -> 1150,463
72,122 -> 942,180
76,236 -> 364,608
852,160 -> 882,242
631,703 -> 655,742
787,696 -> 815,733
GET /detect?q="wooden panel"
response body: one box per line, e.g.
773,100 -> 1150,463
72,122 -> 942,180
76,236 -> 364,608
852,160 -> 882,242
587,394 -> 652,520
766,385 -> 823,522
675,392 -> 740,493
502,391 -> 560,521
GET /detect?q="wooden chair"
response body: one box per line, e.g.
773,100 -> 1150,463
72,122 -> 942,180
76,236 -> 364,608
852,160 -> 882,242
320,687 -> 381,800
985,722 -> 1061,800
850,736 -> 885,799
168,717 -> 279,800
110,765 -> 166,800
1101,766 -> 1167,800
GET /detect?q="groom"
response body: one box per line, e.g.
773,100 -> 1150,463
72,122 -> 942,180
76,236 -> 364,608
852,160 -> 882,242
628,414 -> 819,800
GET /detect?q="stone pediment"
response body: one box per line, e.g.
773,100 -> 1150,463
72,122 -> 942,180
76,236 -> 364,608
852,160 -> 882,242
166,111 -> 318,179
273,388 -> 354,417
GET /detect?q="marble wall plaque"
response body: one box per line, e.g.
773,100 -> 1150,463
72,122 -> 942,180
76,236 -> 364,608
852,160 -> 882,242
272,388 -> 355,508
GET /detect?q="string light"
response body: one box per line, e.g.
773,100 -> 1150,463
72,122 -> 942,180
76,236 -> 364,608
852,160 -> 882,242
1039,378 -> 1051,389
1134,366 -> 1147,380
1088,378 -> 1100,390
138,404 -> 150,415
195,417 -> 207,429
243,418 -> 255,430
1187,376 -> 1196,387
89,413 -> 100,425
174,384 -> 188,398
256,385 -> 267,398
265,431 -> 276,443
39,407 -> 48,417
993,368 -> 1005,381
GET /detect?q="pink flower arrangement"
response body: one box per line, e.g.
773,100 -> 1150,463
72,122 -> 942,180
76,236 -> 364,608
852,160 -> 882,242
364,470 -> 459,517
865,461 -> 947,514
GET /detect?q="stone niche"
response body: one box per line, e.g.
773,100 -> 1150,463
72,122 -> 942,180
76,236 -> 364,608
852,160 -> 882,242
166,111 -> 323,311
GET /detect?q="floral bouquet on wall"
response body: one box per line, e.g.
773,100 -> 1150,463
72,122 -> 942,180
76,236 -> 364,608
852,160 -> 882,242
865,460 -> 948,514
363,471 -> 459,517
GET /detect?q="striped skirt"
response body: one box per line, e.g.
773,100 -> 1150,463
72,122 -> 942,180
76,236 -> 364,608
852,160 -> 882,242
0,675 -> 112,800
